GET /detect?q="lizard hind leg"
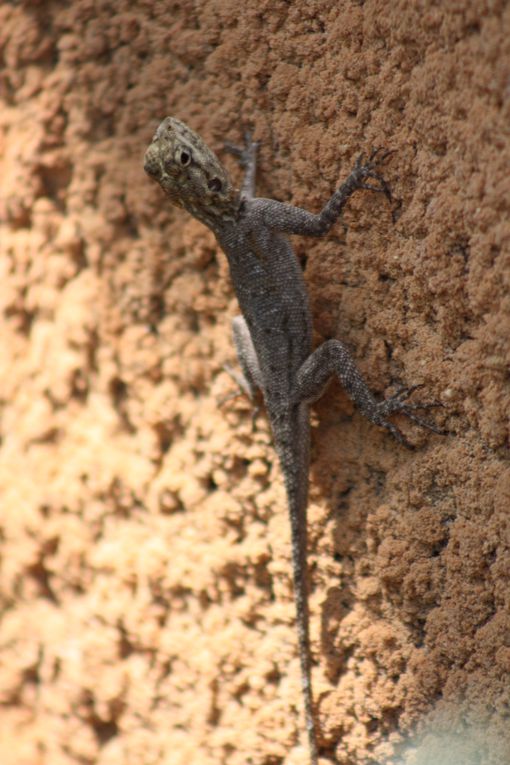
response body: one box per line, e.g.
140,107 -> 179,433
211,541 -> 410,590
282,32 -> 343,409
231,315 -> 263,396
221,316 -> 264,430
293,339 -> 443,446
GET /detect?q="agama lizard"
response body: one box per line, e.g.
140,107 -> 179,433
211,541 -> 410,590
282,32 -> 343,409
144,117 -> 442,764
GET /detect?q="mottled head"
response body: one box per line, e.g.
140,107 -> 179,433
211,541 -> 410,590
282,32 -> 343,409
144,117 -> 238,226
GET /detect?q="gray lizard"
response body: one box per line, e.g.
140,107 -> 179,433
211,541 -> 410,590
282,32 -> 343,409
144,117 -> 442,764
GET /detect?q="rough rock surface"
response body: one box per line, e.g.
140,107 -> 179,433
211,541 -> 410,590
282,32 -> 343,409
0,2 -> 509,764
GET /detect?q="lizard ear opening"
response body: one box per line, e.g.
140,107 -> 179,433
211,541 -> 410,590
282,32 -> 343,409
207,177 -> 222,193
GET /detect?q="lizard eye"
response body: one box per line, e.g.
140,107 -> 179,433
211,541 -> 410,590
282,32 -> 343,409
179,150 -> 191,166
207,177 -> 222,193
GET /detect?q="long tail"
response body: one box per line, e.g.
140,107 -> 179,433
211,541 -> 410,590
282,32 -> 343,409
288,486 -> 318,764
277,406 -> 318,764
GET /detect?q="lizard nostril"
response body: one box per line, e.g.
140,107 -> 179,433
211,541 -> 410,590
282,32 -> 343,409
144,156 -> 160,178
207,177 -> 222,192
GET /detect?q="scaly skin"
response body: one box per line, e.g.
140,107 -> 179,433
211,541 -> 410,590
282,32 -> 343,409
144,117 -> 443,764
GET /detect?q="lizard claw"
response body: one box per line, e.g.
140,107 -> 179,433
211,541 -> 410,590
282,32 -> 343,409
377,385 -> 448,446
389,383 -> 425,402
355,146 -> 394,170
383,421 -> 416,450
218,363 -> 262,432
353,147 -> 394,202
368,147 -> 395,164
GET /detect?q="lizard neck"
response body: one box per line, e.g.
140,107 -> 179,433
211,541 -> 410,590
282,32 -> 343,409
187,192 -> 242,234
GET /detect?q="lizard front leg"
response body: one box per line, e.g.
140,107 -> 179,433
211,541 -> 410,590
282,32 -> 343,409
292,339 -> 443,447
224,132 -> 259,200
255,149 -> 392,235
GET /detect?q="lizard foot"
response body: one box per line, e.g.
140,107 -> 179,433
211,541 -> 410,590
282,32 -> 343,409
353,147 -> 394,202
375,384 -> 447,449
218,363 -> 261,432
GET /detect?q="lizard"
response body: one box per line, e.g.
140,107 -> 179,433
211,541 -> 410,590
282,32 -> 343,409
144,117 -> 442,765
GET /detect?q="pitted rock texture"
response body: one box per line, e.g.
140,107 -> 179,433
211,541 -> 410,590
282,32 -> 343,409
0,2 -> 508,764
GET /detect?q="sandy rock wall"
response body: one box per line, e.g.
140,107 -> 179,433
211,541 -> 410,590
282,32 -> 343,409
0,2 -> 509,764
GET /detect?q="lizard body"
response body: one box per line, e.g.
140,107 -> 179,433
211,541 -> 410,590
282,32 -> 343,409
144,117 -> 441,764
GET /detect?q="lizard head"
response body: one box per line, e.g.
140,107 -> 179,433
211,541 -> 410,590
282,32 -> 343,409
144,117 -> 238,225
